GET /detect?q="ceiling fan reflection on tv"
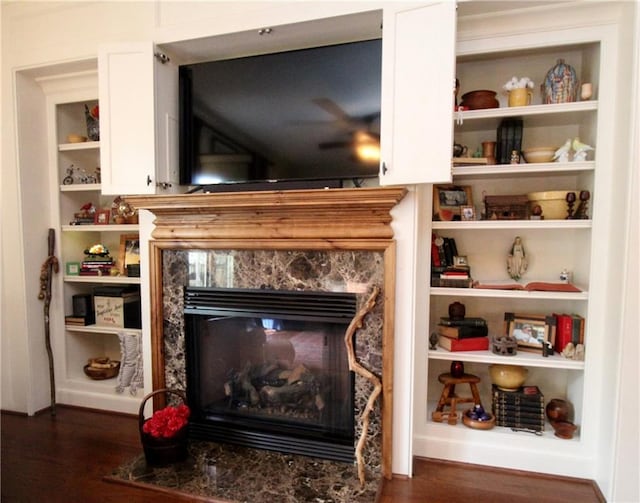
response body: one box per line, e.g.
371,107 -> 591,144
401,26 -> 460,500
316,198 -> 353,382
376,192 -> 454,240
308,98 -> 381,163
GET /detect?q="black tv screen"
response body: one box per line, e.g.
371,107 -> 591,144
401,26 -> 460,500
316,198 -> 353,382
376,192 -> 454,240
179,38 -> 382,189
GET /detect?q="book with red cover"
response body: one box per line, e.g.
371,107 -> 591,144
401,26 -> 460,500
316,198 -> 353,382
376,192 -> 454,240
554,313 -> 573,352
473,280 -> 581,292
437,334 -> 489,352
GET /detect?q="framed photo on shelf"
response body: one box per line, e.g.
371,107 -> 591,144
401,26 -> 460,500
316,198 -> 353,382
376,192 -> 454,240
461,205 -> 476,221
119,234 -> 140,275
65,262 -> 80,276
94,209 -> 111,225
505,313 -> 554,353
433,185 -> 473,221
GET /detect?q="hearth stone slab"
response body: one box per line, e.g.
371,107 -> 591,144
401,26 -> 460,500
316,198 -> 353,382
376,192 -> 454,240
107,440 -> 381,502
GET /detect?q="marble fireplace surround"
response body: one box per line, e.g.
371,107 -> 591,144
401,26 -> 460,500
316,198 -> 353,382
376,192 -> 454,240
127,186 -> 407,480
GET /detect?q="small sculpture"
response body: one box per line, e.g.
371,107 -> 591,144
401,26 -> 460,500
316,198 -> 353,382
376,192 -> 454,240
553,139 -> 572,162
573,190 -> 591,219
507,236 -> 528,281
571,138 -> 594,161
429,332 -> 439,350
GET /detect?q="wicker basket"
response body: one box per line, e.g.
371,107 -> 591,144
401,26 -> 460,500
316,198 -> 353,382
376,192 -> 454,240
139,388 -> 189,466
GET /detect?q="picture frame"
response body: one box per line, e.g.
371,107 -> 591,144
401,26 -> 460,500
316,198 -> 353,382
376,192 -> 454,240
461,205 -> 476,221
94,209 -> 111,225
119,234 -> 140,275
65,262 -> 80,276
505,312 -> 555,353
453,255 -> 468,267
433,185 -> 473,221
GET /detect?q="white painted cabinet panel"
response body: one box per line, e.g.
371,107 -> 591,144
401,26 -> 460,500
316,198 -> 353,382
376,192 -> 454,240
99,43 -> 179,195
380,2 -> 456,186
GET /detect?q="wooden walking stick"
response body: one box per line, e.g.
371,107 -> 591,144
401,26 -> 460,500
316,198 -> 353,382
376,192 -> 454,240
38,228 -> 59,416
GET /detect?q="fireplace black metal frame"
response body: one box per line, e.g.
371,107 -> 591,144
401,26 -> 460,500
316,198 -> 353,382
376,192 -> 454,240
184,287 -> 357,463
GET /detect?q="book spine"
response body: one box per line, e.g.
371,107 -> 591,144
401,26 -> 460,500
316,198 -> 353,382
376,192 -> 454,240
554,313 -> 573,352
492,402 -> 545,413
442,238 -> 454,267
437,324 -> 489,339
495,418 -> 544,430
513,119 -> 523,157
439,317 -> 487,327
438,335 -> 489,351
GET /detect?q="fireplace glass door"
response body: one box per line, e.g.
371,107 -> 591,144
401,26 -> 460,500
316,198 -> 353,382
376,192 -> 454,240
184,287 -> 356,462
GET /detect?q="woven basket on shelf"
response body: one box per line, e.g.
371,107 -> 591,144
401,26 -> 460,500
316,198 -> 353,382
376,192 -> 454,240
138,388 -> 189,466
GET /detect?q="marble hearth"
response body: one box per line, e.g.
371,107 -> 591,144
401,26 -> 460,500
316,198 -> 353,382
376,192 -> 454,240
127,187 -> 407,480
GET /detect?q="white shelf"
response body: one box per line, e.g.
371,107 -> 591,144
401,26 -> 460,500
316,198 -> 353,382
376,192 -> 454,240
61,224 -> 139,232
60,183 -> 101,192
454,101 -> 597,132
452,161 -> 594,178
58,141 -> 100,151
432,219 -> 592,230
428,349 -> 584,370
430,287 -> 588,300
64,275 -> 140,284
65,324 -> 142,335
424,401 -> 582,444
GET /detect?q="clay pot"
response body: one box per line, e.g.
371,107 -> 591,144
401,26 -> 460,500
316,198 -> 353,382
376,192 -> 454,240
459,90 -> 499,110
448,301 -> 466,320
546,398 -> 573,423
551,420 -> 578,439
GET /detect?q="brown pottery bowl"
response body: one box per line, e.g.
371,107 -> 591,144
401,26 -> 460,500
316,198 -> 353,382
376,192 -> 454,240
460,90 -> 499,110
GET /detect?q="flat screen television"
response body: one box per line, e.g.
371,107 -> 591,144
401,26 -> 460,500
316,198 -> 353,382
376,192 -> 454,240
179,38 -> 382,191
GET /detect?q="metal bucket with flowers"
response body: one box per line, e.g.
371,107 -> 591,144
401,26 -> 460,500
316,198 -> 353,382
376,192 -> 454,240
138,388 -> 190,466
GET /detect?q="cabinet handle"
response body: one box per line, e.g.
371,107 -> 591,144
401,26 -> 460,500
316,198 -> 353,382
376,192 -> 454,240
146,175 -> 152,186
382,162 -> 388,175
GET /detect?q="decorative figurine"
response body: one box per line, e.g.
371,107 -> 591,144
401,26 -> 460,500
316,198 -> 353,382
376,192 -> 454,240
573,190 -> 591,219
566,191 -> 577,219
553,139 -> 572,163
507,236 -> 528,281
571,138 -> 594,161
429,331 -> 439,350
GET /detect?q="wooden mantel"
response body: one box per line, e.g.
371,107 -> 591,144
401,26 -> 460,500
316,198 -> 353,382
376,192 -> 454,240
125,186 -> 407,241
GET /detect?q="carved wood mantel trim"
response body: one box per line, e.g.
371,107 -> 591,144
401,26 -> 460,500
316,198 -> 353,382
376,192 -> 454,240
128,187 -> 407,480
125,187 -> 407,241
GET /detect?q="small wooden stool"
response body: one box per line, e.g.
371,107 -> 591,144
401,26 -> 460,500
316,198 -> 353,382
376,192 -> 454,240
432,373 -> 482,425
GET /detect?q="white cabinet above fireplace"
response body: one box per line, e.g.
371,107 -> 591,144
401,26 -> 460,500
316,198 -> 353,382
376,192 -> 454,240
97,3 -> 457,194
98,42 -> 180,195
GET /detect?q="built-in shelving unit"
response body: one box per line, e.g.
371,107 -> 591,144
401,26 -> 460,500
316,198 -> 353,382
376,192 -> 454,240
51,95 -> 142,414
415,26 -> 616,478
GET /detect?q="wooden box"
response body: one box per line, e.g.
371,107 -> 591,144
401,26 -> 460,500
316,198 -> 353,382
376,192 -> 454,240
485,195 -> 530,220
93,286 -> 141,328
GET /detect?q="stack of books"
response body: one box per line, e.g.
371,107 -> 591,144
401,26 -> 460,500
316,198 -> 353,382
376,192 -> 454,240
64,315 -> 93,326
492,385 -> 545,432
436,316 -> 489,352
80,255 -> 115,276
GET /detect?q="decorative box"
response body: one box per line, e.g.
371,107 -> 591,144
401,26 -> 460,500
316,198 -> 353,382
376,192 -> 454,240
93,286 -> 141,328
485,195 -> 530,220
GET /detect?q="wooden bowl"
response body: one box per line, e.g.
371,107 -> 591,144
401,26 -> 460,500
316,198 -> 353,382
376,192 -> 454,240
522,147 -> 556,163
463,409 -> 496,430
84,361 -> 120,380
459,90 -> 499,110
67,133 -> 87,143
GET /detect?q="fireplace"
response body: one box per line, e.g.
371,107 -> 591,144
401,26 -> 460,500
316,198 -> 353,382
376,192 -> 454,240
125,187 -> 407,479
184,287 -> 357,462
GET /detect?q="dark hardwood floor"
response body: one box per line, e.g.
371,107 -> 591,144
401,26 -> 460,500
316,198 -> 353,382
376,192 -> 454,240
1,406 -> 604,502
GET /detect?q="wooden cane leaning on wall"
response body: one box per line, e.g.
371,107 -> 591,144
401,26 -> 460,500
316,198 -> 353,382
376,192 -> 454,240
38,228 -> 59,416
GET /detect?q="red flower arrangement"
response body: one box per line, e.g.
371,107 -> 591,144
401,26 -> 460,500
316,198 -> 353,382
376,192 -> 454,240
142,403 -> 190,439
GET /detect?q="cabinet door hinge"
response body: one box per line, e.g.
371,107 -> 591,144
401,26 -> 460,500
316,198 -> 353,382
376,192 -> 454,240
154,52 -> 170,64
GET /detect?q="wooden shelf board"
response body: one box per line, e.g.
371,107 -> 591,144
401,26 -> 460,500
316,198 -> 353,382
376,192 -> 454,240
65,324 -> 142,335
64,275 -> 140,284
428,349 -> 584,370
